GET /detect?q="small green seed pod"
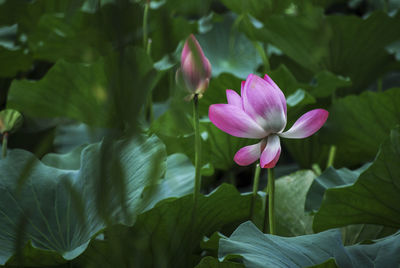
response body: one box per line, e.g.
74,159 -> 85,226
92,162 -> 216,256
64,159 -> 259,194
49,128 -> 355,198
0,109 -> 23,134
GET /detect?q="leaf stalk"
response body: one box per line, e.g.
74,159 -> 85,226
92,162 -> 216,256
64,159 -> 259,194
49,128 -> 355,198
250,164 -> 261,220
2,132 -> 8,158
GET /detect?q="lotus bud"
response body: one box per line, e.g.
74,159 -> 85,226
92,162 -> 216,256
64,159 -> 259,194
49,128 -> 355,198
176,34 -> 211,99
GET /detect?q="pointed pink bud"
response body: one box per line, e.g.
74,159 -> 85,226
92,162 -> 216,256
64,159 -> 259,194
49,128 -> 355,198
177,34 -> 212,95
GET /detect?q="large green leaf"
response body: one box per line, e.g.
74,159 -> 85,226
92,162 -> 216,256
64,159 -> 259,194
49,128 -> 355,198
305,164 -> 371,213
341,224 -> 397,246
200,231 -> 225,257
52,122 -> 110,154
148,4 -> 198,61
305,164 -> 397,245
7,47 -> 155,128
241,11 -> 400,91
41,144 -> 86,170
283,133 -> 330,169
104,46 -> 158,129
220,0 -> 292,19
0,0 -> 85,30
26,12 -> 102,62
149,105 -> 198,161
308,258 -> 338,268
196,15 -> 262,79
267,64 -> 350,107
313,128 -> 400,232
196,256 -> 244,268
150,0 -> 213,18
309,71 -> 351,98
321,88 -> 400,166
219,221 -> 400,268
0,1 -> 147,63
0,46 -> 32,78
220,222 -> 346,268
345,232 -> 400,267
77,184 -> 262,267
0,24 -> 32,77
7,58 -> 109,126
275,170 -> 315,237
0,135 -> 166,265
142,153 -> 195,210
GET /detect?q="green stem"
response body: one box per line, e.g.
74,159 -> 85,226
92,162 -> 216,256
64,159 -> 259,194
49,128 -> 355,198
193,94 -> 202,206
312,164 -> 322,176
326,145 -> 337,168
253,42 -> 270,73
145,94 -> 154,122
187,95 -> 202,268
250,164 -> 261,220
146,38 -> 152,55
142,1 -> 150,49
143,1 -> 153,123
2,132 -> 8,158
263,168 -> 275,234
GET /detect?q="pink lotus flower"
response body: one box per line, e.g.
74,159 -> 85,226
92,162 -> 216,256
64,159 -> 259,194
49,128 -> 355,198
208,74 -> 329,168
176,34 -> 212,96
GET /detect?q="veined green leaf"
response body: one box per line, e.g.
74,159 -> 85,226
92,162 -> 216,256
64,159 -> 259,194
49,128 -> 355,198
321,88 -> 400,166
219,221 -> 400,268
0,135 -> 166,265
78,184 -> 262,267
314,128 -> 400,231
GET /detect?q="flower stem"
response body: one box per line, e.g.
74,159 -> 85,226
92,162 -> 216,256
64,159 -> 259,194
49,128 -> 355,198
143,1 -> 153,123
326,145 -> 336,168
193,94 -> 202,206
142,0 -> 150,49
263,168 -> 275,234
253,42 -> 270,73
2,132 -> 8,158
145,94 -> 154,122
312,164 -> 322,176
250,164 -> 261,220
146,38 -> 152,56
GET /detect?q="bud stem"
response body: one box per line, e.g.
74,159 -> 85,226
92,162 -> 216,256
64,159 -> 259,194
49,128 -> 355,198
2,132 -> 8,158
193,94 -> 202,207
186,94 -> 202,267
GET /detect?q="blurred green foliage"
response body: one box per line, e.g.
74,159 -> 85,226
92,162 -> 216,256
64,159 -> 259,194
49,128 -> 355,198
0,0 -> 399,267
